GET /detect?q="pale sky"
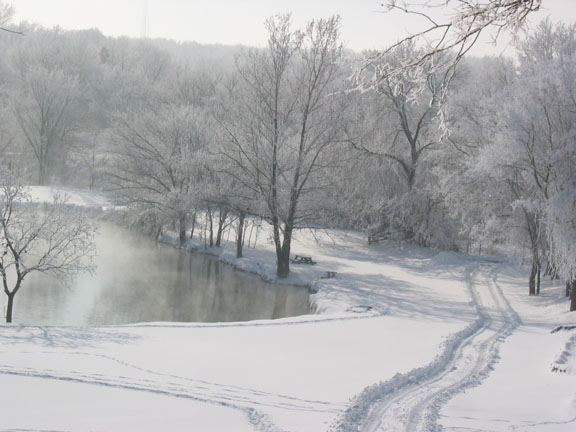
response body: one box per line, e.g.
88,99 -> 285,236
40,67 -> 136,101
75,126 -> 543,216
9,0 -> 576,55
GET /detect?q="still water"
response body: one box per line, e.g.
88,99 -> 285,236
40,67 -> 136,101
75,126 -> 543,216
3,222 -> 311,326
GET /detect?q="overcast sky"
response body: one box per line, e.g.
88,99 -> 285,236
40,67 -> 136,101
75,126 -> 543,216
9,0 -> 576,55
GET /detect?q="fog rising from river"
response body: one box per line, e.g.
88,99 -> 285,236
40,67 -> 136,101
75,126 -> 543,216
2,222 -> 311,326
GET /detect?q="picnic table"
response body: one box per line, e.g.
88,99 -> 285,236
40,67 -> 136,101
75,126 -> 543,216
290,255 -> 316,265
368,232 -> 386,244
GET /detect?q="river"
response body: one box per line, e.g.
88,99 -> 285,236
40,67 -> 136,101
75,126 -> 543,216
2,222 -> 312,326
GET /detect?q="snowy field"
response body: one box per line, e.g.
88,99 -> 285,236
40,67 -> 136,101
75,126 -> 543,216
0,188 -> 575,431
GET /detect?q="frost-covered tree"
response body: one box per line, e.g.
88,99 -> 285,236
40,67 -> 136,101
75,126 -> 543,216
349,44 -> 454,247
370,1 -> 543,131
376,1 -> 542,78
0,165 -> 96,323
506,21 -> 576,295
521,22 -> 576,305
357,43 -> 446,191
0,0 -> 15,33
13,66 -> 78,185
221,14 -> 346,278
110,103 -> 213,245
547,183 -> 576,310
445,60 -> 550,295
0,105 -> 15,159
438,56 -> 517,251
212,74 -> 267,258
443,22 -> 576,297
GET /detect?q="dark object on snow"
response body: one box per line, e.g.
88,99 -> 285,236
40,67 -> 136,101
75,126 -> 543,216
368,231 -> 386,245
290,255 -> 316,265
551,325 -> 576,334
321,271 -> 337,279
346,305 -> 373,313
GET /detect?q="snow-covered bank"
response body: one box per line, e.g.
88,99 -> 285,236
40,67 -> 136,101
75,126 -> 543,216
162,229 -> 476,319
26,185 -> 112,209
1,187 -> 575,431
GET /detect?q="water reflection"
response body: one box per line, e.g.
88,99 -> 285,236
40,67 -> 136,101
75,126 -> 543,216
2,222 -> 311,326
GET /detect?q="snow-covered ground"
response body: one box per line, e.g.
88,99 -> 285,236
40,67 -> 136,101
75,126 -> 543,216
26,185 -> 112,209
440,267 -> 576,432
0,188 -> 575,431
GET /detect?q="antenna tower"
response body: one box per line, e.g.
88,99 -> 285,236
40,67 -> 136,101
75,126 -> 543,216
141,0 -> 150,38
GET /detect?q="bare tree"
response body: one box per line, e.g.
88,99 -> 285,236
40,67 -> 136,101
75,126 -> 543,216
0,1 -> 18,34
0,106 -> 15,158
0,165 -> 96,323
348,44 -> 453,246
221,15 -> 346,278
354,43 -> 446,191
14,67 -> 78,184
109,103 -> 212,245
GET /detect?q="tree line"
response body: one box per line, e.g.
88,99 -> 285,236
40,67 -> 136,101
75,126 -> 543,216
0,7 -> 575,309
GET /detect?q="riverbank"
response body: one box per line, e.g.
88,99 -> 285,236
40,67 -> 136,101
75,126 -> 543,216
1,187 -> 575,431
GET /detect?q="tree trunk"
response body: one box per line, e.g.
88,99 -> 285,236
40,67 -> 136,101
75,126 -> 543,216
6,292 -> 15,323
203,213 -> 207,249
536,264 -> 541,295
276,246 -> 291,278
544,261 -> 551,277
247,221 -> 255,248
276,226 -> 293,279
271,217 -> 292,279
38,156 -> 48,186
207,208 -> 214,247
544,261 -> 557,278
215,209 -> 228,247
571,280 -> 576,312
236,213 -> 245,258
189,212 -> 197,239
178,212 -> 187,246
529,258 -> 538,296
566,281 -> 571,297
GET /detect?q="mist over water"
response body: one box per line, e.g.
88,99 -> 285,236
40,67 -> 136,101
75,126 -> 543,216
2,222 -> 311,326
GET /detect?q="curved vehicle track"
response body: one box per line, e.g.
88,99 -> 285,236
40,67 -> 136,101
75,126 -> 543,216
334,263 -> 520,432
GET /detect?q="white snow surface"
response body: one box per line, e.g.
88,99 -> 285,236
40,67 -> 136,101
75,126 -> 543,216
25,185 -> 112,209
1,187 -> 575,431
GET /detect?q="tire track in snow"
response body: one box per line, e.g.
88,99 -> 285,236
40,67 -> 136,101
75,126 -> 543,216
0,314 -> 369,432
509,413 -> 576,430
0,349 -> 343,413
416,264 -> 521,432
331,263 -> 520,432
0,345 -> 346,432
0,365 -> 283,432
